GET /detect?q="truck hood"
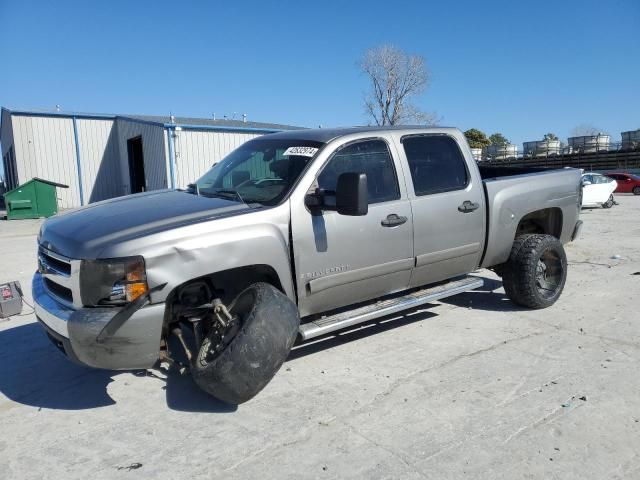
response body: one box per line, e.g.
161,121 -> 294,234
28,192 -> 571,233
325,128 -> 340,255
39,190 -> 250,258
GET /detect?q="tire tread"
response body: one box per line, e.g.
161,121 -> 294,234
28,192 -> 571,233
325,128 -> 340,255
502,234 -> 567,309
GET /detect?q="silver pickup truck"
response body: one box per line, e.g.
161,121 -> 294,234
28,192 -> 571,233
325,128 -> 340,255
33,126 -> 583,404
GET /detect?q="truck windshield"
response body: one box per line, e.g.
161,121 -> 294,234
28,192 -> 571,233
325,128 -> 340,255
195,138 -> 324,206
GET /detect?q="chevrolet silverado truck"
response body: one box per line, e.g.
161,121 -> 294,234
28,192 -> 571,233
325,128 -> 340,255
33,126 -> 583,404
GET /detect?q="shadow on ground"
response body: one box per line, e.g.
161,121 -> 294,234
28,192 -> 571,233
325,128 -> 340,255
290,307 -> 441,359
291,276 -> 523,359
439,276 -> 527,312
0,322 -> 235,413
0,276 -> 518,411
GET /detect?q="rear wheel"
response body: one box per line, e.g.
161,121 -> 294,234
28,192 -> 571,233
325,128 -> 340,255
191,282 -> 299,404
602,195 -> 614,208
633,186 -> 640,195
502,234 -> 567,309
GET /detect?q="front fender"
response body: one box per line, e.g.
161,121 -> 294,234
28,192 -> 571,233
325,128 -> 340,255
104,205 -> 294,304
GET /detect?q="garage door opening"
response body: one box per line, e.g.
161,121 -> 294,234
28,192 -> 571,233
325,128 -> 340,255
127,136 -> 146,193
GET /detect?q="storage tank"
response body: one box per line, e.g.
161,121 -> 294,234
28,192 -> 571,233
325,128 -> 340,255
567,134 -> 610,153
523,139 -> 561,157
470,148 -> 483,161
621,129 -> 640,150
484,144 -> 518,160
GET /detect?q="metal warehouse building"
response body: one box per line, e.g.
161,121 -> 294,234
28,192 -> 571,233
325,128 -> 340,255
0,108 -> 299,209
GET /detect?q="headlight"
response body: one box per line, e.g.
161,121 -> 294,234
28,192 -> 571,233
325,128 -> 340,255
80,256 -> 148,306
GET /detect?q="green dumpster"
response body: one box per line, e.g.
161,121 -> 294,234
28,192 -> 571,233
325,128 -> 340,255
3,178 -> 69,220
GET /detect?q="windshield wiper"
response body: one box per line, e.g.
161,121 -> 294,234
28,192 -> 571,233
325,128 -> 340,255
199,188 -> 250,206
215,189 -> 246,204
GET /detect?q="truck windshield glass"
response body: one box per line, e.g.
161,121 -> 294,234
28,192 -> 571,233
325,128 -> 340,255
195,138 -> 324,206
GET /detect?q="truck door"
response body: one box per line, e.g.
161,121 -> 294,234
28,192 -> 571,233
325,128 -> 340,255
397,133 -> 485,288
290,138 -> 414,318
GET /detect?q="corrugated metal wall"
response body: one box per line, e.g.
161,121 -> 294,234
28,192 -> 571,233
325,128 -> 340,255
76,119 -> 121,202
1,109 -> 16,189
1,112 -> 274,208
173,130 -> 262,188
1,110 -> 14,159
10,115 -> 80,208
116,119 -> 168,193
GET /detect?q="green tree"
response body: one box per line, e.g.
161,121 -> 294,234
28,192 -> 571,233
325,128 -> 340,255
464,128 -> 490,149
489,133 -> 509,146
544,133 -> 558,141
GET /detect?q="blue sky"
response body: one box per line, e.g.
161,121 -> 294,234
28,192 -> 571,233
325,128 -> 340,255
0,0 -> 638,147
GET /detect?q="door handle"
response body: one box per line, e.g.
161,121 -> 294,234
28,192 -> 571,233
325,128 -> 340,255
381,214 -> 408,227
458,200 -> 480,213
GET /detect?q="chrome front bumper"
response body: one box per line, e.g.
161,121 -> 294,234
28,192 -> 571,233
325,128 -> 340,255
33,272 -> 166,370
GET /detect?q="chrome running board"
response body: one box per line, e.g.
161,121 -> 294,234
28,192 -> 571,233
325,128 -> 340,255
298,276 -> 483,341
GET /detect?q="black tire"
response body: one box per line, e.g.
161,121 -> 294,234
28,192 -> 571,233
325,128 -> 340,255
502,234 -> 567,309
191,282 -> 299,404
602,195 -> 614,209
578,188 -> 583,208
633,186 -> 640,195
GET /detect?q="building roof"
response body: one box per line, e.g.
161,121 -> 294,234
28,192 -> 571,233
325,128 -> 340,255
1,107 -> 302,133
122,114 -> 302,131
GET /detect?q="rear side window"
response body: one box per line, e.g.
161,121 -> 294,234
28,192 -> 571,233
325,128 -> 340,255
318,139 -> 400,204
402,136 -> 468,195
593,175 -> 610,184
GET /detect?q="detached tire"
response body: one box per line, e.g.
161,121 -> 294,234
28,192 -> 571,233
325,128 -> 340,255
502,234 -> 567,309
191,283 -> 299,404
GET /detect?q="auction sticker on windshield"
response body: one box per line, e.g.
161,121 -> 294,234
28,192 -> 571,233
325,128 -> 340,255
283,146 -> 318,157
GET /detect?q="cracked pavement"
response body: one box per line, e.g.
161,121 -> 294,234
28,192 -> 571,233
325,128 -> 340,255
1,195 -> 639,479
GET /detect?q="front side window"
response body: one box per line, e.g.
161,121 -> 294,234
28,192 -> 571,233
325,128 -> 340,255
317,139 -> 400,204
196,138 -> 324,206
402,135 -> 468,196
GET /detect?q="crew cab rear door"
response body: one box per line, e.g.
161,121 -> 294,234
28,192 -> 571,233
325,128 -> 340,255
394,133 -> 485,287
290,137 -> 414,317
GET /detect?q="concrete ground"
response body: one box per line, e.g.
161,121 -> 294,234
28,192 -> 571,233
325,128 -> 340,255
1,197 -> 639,480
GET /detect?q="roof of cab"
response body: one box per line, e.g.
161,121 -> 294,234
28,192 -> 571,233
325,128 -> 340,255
261,125 -> 458,143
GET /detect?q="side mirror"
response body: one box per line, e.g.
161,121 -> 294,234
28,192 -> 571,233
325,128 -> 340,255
581,180 -> 591,186
336,172 -> 368,216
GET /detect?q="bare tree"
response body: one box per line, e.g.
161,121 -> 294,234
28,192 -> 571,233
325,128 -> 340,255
360,45 -> 436,126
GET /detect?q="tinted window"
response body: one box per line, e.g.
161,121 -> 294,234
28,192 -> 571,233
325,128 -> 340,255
318,140 -> 400,204
402,136 -> 468,195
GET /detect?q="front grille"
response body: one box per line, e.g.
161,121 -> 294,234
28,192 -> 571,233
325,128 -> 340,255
39,246 -> 76,306
44,278 -> 73,303
39,248 -> 71,276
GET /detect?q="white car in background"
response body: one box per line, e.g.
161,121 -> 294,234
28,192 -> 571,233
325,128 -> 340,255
581,172 -> 617,208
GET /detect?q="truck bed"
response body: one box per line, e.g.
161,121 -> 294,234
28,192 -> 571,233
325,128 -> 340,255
478,166 -> 581,269
478,165 -> 561,179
